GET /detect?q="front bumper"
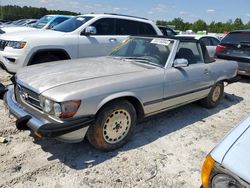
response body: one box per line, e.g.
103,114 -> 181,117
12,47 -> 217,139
0,49 -> 26,73
4,86 -> 94,142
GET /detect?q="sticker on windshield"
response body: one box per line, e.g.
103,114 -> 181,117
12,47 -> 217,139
151,38 -> 172,46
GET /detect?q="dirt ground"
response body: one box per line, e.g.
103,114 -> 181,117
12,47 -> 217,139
0,68 -> 249,188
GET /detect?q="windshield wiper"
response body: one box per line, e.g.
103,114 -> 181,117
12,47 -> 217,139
122,57 -> 162,68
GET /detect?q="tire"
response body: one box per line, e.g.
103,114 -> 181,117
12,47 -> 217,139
200,82 -> 224,108
87,100 -> 137,151
31,54 -> 60,65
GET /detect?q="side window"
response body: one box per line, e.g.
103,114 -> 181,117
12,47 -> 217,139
210,37 -> 220,46
200,37 -> 211,46
91,18 -> 115,35
116,19 -> 138,35
48,17 -> 68,29
138,22 -> 157,35
175,42 -> 203,65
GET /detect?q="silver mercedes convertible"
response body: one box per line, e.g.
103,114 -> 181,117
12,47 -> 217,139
4,36 -> 238,151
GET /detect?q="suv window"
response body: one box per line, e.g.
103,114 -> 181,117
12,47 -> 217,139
175,42 -> 203,64
115,19 -> 157,35
116,19 -> 138,35
138,22 -> 157,35
221,32 -> 250,44
91,18 -> 116,35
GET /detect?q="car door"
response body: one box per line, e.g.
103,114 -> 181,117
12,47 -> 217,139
162,41 -> 213,109
78,18 -> 121,58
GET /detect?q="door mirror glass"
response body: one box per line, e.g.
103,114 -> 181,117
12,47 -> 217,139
84,26 -> 97,35
174,58 -> 189,68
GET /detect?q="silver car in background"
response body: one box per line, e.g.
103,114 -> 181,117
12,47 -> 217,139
201,116 -> 250,188
4,36 -> 238,151
177,34 -> 220,57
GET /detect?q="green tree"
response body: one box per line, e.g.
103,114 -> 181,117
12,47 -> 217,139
171,17 -> 185,31
192,19 -> 207,32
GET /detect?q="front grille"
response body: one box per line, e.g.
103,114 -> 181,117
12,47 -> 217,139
0,39 -> 8,51
16,84 -> 42,110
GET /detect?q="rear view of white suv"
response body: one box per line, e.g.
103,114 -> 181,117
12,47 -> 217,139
0,13 -> 162,73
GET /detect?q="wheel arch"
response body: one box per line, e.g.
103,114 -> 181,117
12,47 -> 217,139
96,93 -> 145,121
28,48 -> 71,65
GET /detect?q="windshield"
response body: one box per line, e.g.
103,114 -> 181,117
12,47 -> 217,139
110,37 -> 175,67
52,16 -> 93,32
33,15 -> 54,29
222,32 -> 250,44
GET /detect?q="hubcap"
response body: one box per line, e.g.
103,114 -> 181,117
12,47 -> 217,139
103,109 -> 131,144
212,86 -> 221,102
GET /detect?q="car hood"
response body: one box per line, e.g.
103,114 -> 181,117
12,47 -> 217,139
16,56 -> 154,94
1,26 -> 37,33
211,116 -> 250,183
0,29 -> 64,41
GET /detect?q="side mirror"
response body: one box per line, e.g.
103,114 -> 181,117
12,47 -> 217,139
173,58 -> 189,68
83,26 -> 97,35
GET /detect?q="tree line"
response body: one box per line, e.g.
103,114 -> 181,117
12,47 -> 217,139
0,5 -> 79,20
1,5 -> 250,33
157,18 -> 250,33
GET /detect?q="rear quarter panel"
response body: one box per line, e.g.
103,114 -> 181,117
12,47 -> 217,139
209,59 -> 238,83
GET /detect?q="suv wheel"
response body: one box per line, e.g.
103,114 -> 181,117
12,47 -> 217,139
87,100 -> 137,151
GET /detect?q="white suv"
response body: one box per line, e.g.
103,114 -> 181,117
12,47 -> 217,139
0,13 -> 162,73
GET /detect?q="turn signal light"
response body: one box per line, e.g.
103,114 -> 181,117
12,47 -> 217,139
201,155 -> 215,188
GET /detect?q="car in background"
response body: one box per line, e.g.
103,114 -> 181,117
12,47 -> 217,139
0,15 -> 73,34
157,25 -> 177,37
201,116 -> 250,188
32,15 -> 73,29
177,34 -> 220,57
215,30 -> 250,76
0,13 -> 162,73
21,19 -> 38,27
3,19 -> 38,27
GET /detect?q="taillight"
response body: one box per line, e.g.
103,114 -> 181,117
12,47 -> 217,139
216,44 -> 226,53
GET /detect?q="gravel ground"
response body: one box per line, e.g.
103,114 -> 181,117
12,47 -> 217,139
0,68 -> 250,188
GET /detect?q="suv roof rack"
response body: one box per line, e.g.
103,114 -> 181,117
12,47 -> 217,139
104,13 -> 148,20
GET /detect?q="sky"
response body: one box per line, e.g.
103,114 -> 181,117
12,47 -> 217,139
2,0 -> 250,23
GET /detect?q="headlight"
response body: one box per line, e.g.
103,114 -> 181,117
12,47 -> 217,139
40,96 -> 81,119
212,174 -> 242,188
40,96 -> 53,113
7,41 -> 26,49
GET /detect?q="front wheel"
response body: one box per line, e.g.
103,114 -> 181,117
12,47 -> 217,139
87,100 -> 137,151
200,82 -> 224,108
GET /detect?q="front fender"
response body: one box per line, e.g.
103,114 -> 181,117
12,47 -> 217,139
96,91 -> 144,113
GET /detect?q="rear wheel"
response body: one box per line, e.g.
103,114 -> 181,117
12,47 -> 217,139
200,82 -> 224,108
87,100 -> 136,151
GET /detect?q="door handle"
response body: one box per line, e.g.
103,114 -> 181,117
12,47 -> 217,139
109,38 -> 117,43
